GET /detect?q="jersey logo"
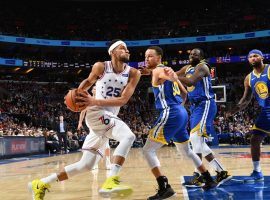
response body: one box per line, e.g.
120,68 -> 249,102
255,81 -> 268,99
186,74 -> 195,92
99,115 -> 111,125
122,74 -> 128,77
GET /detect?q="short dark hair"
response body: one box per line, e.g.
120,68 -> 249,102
193,48 -> 205,59
107,39 -> 122,51
147,46 -> 163,57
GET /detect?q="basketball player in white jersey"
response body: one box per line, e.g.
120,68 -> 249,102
77,85 -> 111,170
28,39 -> 141,200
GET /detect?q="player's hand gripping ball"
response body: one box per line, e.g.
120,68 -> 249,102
64,89 -> 88,112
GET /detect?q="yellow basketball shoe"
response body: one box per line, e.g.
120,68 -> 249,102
28,179 -> 51,200
99,175 -> 132,198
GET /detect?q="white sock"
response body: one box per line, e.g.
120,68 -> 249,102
109,164 -> 122,177
209,159 -> 224,172
253,161 -> 261,172
40,173 -> 58,184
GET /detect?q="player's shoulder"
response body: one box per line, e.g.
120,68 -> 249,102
129,67 -> 141,78
93,61 -> 105,68
91,61 -> 105,72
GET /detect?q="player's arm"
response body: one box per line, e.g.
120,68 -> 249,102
76,68 -> 141,107
226,75 -> 253,117
178,63 -> 209,86
175,65 -> 189,77
152,67 -> 178,85
77,109 -> 87,130
78,62 -> 105,91
153,67 -> 187,100
177,80 -> 187,103
138,66 -> 152,76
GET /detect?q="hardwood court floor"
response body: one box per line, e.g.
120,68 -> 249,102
1,145 -> 270,200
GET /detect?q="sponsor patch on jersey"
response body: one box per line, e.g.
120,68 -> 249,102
122,73 -> 129,77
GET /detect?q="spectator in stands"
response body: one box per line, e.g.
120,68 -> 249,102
53,114 -> 68,153
45,130 -> 60,153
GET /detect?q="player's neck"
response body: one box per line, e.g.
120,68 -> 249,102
253,63 -> 265,74
111,59 -> 125,73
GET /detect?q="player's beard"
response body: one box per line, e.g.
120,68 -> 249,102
190,59 -> 200,66
250,61 -> 262,68
119,55 -> 129,63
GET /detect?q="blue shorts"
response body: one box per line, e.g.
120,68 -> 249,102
148,105 -> 189,144
190,99 -> 217,136
252,108 -> 270,136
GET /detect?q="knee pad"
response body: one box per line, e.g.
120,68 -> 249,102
190,132 -> 203,154
142,140 -> 163,169
175,143 -> 202,168
113,133 -> 136,158
201,140 -> 213,157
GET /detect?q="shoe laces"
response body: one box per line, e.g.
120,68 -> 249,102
112,178 -> 121,185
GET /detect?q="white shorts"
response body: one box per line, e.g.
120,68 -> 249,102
82,107 -> 132,155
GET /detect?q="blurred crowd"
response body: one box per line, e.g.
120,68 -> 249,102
0,1 -> 269,41
0,80 -> 153,152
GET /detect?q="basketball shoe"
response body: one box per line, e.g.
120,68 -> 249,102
99,175 -> 132,198
216,170 -> 232,187
244,170 -> 264,183
28,179 -> 51,200
182,172 -> 205,187
147,176 -> 176,200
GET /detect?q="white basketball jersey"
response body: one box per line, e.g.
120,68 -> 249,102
94,61 -> 131,115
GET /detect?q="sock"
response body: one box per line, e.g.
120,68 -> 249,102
157,176 -> 169,189
253,161 -> 261,172
40,173 -> 58,184
209,159 -> 224,172
108,164 -> 122,177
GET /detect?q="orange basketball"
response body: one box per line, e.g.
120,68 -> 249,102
64,89 -> 86,112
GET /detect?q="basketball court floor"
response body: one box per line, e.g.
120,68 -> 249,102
1,145 -> 270,200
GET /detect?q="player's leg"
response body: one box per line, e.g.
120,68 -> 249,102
245,109 -> 270,182
143,139 -> 175,200
99,117 -> 135,197
143,107 -> 176,200
244,130 -> 265,182
175,142 -> 217,190
28,133 -> 106,200
172,105 -> 217,190
104,140 -> 111,170
187,100 -> 231,186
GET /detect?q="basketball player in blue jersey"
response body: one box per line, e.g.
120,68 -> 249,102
226,49 -> 270,182
175,48 -> 232,187
28,39 -> 141,200
143,46 -> 217,200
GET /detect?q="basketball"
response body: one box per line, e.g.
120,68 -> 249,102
64,89 -> 86,112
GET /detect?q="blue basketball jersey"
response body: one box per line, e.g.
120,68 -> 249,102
249,64 -> 270,108
185,61 -> 215,103
152,78 -> 183,110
